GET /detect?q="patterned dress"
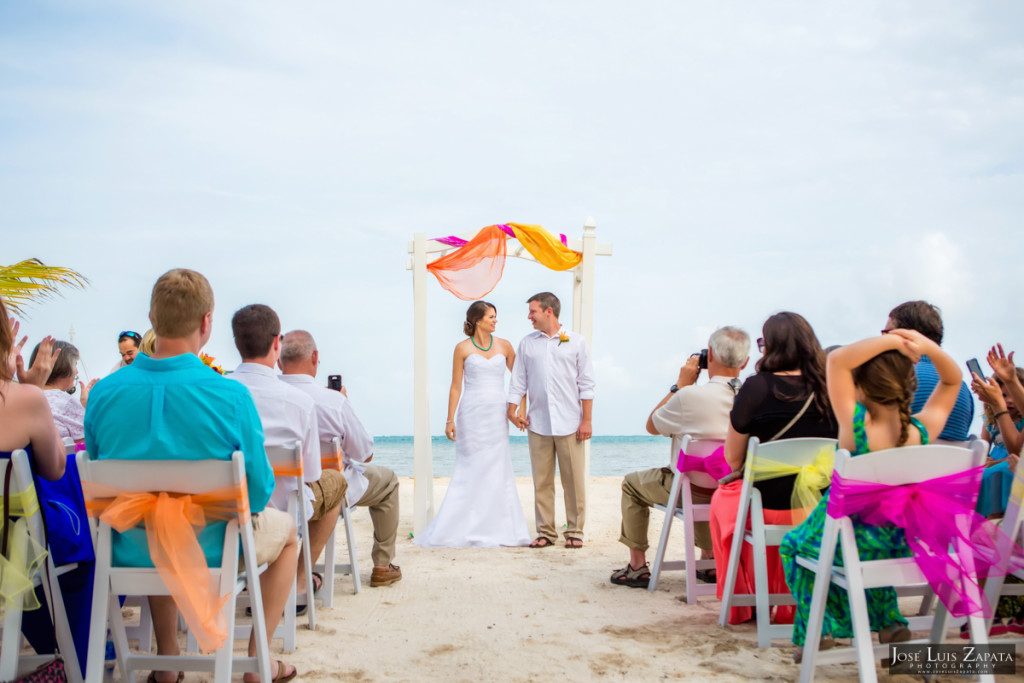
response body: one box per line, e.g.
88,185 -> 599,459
780,404 -> 921,646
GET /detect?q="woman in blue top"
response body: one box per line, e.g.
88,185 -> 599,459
781,329 -> 962,662
972,352 -> 1023,518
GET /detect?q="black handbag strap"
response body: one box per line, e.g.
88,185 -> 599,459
2,462 -> 12,557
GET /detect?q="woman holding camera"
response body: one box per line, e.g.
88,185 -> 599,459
709,311 -> 837,624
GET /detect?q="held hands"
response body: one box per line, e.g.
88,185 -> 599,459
885,328 -> 932,363
987,344 -> 1017,385
677,355 -> 700,388
506,404 -> 528,431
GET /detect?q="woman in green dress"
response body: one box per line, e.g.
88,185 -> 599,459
781,329 -> 963,661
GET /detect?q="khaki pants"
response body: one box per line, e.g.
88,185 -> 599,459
355,465 -> 399,567
619,467 -> 713,553
527,430 -> 586,542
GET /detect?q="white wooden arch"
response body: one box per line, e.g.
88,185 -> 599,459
405,217 -> 613,533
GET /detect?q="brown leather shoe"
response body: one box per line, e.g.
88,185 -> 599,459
370,564 -> 402,587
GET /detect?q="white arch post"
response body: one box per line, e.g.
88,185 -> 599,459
406,218 -> 612,533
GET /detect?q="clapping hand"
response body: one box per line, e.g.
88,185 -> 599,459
80,378 -> 100,408
6,319 -> 61,388
987,344 -> 1017,384
971,374 -> 1006,412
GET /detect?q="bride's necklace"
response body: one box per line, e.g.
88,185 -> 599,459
471,333 -> 493,352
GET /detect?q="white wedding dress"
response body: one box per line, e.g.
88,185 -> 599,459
415,353 -> 531,548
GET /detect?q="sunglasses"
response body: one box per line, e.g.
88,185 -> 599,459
118,330 -> 142,341
757,337 -> 765,353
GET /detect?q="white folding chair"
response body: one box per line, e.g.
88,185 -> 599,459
77,451 -> 271,683
981,449 -> 1024,643
719,437 -> 837,647
797,440 -> 991,683
265,441 -> 317,645
0,450 -> 84,683
648,436 -> 724,602
314,437 -> 362,606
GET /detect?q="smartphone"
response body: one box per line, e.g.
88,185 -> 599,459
966,359 -> 984,380
327,374 -> 343,391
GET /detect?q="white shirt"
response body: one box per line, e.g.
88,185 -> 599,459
44,389 -> 85,441
279,374 -> 375,506
230,363 -> 321,520
508,328 -> 596,437
651,376 -> 740,460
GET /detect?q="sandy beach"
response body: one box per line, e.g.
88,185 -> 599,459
223,475 -> 1018,683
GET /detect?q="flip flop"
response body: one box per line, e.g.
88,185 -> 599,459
565,538 -> 583,549
146,673 -> 184,683
529,536 -> 555,548
272,660 -> 298,682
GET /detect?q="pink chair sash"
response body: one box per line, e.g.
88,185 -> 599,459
827,466 -> 1024,618
677,446 -> 731,482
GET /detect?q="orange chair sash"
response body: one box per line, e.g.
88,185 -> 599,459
320,448 -> 344,472
82,481 -> 249,654
271,462 -> 303,478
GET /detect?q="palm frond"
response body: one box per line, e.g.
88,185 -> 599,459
0,259 -> 89,315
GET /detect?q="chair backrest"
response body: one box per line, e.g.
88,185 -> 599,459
4,450 -> 43,542
265,441 -> 304,477
743,436 -> 838,482
676,435 -> 726,489
76,451 -> 245,497
319,437 -> 343,472
832,440 -> 986,486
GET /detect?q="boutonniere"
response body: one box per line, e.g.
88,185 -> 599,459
200,352 -> 225,375
558,330 -> 570,346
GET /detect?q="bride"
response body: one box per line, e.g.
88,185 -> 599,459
415,301 -> 531,547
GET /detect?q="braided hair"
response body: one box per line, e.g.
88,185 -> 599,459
852,350 -> 917,446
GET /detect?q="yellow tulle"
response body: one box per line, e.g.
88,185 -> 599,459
749,447 -> 835,525
0,486 -> 47,613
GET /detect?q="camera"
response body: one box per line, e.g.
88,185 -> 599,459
698,349 -> 708,369
327,374 -> 343,391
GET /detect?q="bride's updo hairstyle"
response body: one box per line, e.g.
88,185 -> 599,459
464,301 -> 496,337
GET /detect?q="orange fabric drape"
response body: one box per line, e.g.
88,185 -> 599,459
320,447 -> 344,472
83,482 -> 250,653
271,463 -> 303,478
426,224 -> 507,301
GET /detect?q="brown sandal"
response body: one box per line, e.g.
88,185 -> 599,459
565,537 -> 583,549
529,536 -> 555,548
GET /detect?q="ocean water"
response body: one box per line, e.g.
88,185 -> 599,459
370,435 -> 669,478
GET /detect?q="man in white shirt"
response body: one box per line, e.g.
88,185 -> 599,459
278,330 -> 402,587
230,304 -> 347,601
610,326 -> 749,588
507,292 -> 595,549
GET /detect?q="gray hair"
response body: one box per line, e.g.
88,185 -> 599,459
708,326 -> 750,368
30,340 -> 79,384
280,329 -> 317,364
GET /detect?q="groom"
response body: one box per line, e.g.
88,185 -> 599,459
507,292 -> 595,549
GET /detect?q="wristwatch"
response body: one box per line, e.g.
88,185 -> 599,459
669,384 -> 679,393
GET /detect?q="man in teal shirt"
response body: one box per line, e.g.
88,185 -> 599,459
84,268 -> 300,683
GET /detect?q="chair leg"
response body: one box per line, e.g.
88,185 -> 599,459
718,492 -> 749,627
321,526 -> 337,608
838,526 -> 877,683
344,505 -> 361,594
750,513 -> 773,648
798,520 -> 839,683
649,472 -> 683,592
299,511 -> 317,632
0,585 -> 24,681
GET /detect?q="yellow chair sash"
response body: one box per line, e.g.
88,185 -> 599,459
0,486 -> 47,612
749,447 -> 835,524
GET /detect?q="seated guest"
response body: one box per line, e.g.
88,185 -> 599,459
230,306 -> 347,602
29,340 -> 98,443
610,326 -> 749,588
279,330 -> 403,587
971,345 -> 1024,517
884,301 -> 974,442
710,311 -> 837,624
0,305 -> 80,671
109,330 -> 142,373
782,329 -> 962,661
85,270 -> 299,683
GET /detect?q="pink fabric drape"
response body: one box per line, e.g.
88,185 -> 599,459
828,467 -> 1024,618
677,446 -> 731,481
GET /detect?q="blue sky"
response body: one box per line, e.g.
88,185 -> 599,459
3,1 -> 1023,436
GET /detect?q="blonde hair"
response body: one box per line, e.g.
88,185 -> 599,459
139,328 -> 157,356
150,269 -> 214,338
